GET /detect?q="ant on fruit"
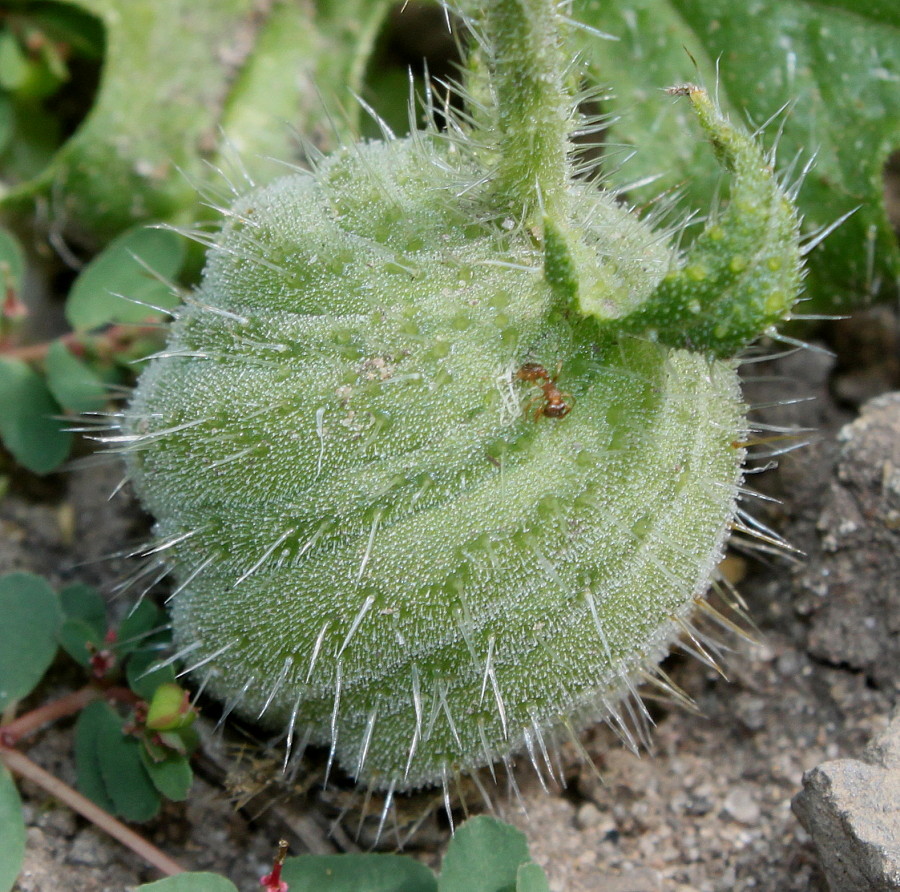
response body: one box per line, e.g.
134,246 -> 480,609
516,361 -> 572,420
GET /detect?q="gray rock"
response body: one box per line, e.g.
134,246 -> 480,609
793,713 -> 900,891
794,393 -> 900,689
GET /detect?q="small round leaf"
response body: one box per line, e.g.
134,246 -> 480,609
45,341 -> 109,413
282,853 -> 437,892
0,358 -> 72,474
137,874 -> 238,892
516,862 -> 550,892
0,765 -> 26,892
438,816 -> 531,892
65,226 -> 185,332
139,748 -> 193,802
0,572 -> 61,710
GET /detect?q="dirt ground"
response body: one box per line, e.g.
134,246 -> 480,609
2,300 -> 899,891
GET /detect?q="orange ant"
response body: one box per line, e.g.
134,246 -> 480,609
516,362 -> 572,420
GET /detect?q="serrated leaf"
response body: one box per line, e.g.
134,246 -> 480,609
0,765 -> 26,892
65,226 -> 185,331
45,341 -> 109,413
137,874 -> 238,892
138,748 -> 193,802
0,358 -> 72,474
572,0 -> 900,309
59,582 -> 107,634
74,700 -> 118,813
0,572 -> 61,711
516,863 -> 550,892
126,649 -> 176,701
438,816 -> 531,892
281,854 -> 437,892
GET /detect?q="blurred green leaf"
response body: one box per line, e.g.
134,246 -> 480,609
0,358 -> 71,474
126,649 -> 176,701
58,618 -> 104,667
1,0 -> 395,244
137,874 -> 238,892
0,227 -> 24,293
80,699 -> 161,821
65,225 -> 185,331
572,0 -> 900,309
282,853 -> 437,892
44,341 -> 109,412
516,862 -> 550,892
0,94 -> 13,156
74,700 -> 117,813
116,598 -> 165,656
59,582 -> 107,634
58,583 -> 107,666
438,816 -> 531,892
139,747 -> 193,801
0,765 -> 26,892
0,572 -> 61,711
0,31 -> 29,92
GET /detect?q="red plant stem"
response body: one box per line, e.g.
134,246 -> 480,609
0,747 -> 185,877
0,685 -> 140,748
0,324 -> 163,363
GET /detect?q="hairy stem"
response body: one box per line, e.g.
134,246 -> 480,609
0,747 -> 185,877
484,0 -> 571,218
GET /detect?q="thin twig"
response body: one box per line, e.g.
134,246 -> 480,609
0,324 -> 163,363
0,747 -> 186,877
0,685 -> 139,748
0,687 -> 100,747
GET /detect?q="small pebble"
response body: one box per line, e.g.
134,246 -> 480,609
722,787 -> 761,825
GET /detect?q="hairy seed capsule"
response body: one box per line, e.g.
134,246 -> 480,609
121,6 -> 800,793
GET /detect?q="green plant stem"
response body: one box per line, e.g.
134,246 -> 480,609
485,0 -> 571,218
0,746 -> 185,877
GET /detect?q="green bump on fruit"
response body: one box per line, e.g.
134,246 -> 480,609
120,0 -> 803,792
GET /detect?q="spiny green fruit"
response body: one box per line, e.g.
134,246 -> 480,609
119,0 -> 801,793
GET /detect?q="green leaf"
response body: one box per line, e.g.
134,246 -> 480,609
0,765 -> 26,892
0,572 -> 61,711
126,649 -> 176,701
139,748 -> 193,801
65,225 -> 185,331
76,700 -> 161,821
137,874 -> 238,892
45,341 -> 109,413
59,583 -> 107,635
0,358 -> 72,474
74,701 -> 117,813
58,618 -> 105,667
0,227 -> 25,294
516,863 -> 550,892
0,31 -> 29,92
438,816 -> 531,892
572,0 -> 900,309
281,854 -> 438,892
0,0 -> 395,243
116,599 -> 165,656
